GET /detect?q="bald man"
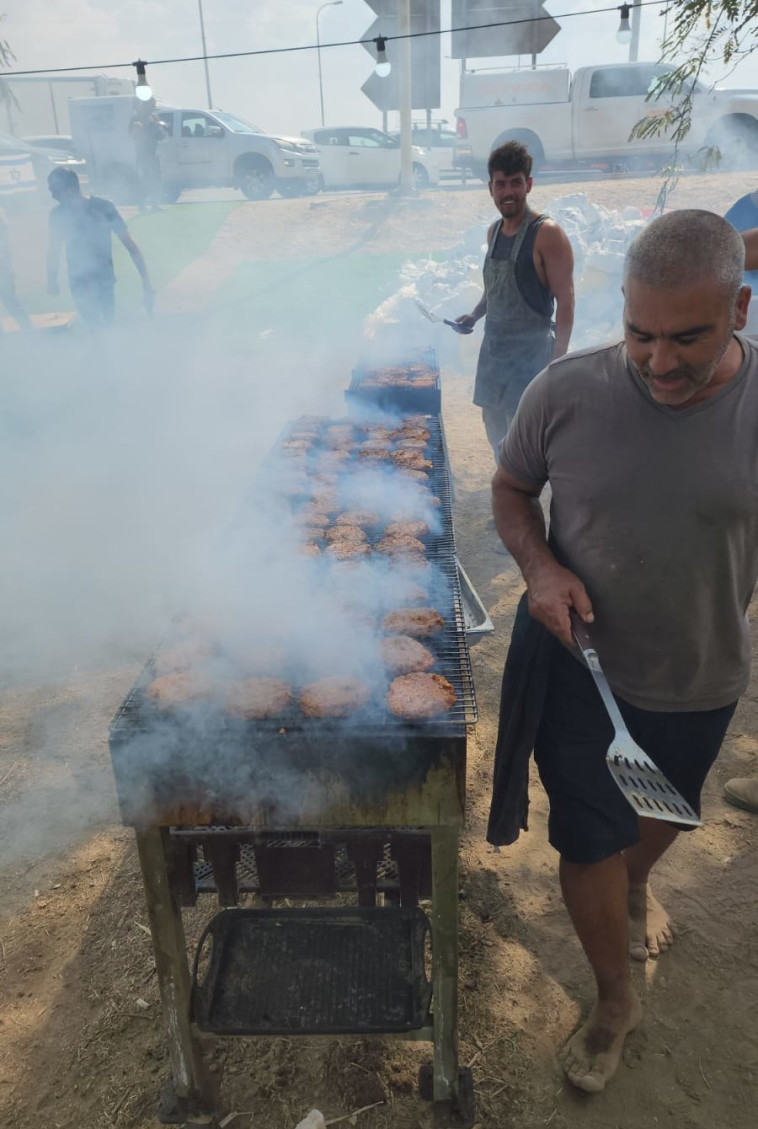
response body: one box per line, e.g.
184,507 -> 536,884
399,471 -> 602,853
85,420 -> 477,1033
489,210 -> 756,1094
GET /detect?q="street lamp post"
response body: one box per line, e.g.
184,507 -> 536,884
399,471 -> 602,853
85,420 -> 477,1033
316,0 -> 343,129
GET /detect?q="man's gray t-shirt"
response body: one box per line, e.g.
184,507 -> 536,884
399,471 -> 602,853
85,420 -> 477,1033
499,335 -> 758,712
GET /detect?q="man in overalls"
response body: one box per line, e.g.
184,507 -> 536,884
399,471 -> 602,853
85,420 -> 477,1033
457,141 -> 575,458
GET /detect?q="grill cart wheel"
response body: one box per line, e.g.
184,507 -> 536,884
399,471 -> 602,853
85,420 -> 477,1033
419,1065 -> 475,1126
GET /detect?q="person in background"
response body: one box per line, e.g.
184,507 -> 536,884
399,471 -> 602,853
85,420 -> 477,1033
129,97 -> 167,213
46,167 -> 154,329
744,227 -> 758,271
725,188 -> 758,288
0,206 -> 32,333
456,140 -> 575,459
489,210 -> 756,1093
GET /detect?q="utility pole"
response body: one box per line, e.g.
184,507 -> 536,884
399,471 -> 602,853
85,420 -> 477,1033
398,0 -> 414,192
630,0 -> 642,63
197,0 -> 213,109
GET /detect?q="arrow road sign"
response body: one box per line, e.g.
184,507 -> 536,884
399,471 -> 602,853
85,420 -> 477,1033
360,2 -> 441,113
450,0 -> 560,59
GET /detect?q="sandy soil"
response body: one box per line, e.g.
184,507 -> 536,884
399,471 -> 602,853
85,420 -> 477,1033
1,171 -> 758,1129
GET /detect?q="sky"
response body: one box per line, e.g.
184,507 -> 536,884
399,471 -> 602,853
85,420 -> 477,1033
2,0 -> 757,138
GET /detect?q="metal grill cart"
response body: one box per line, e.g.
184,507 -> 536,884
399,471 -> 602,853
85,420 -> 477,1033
109,413 -> 478,1128
346,347 -> 442,414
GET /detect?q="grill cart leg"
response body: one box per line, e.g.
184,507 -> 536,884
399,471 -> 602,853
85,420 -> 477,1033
135,827 -> 218,1124
429,827 -> 473,1126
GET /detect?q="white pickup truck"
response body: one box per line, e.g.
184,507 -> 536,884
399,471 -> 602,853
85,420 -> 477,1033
70,96 -> 320,202
455,62 -> 758,178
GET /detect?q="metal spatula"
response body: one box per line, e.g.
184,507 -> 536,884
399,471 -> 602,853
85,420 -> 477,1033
414,298 -> 473,334
569,610 -> 701,827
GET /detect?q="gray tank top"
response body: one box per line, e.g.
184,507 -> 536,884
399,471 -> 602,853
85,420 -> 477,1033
491,215 -> 554,318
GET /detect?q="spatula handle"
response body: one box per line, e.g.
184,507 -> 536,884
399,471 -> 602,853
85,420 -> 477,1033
568,608 -> 594,651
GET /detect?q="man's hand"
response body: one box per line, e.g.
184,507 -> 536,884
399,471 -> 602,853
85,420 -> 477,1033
526,561 -> 594,647
47,280 -> 60,296
455,313 -> 478,331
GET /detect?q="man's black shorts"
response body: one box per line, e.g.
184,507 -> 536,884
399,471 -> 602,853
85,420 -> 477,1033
533,643 -> 737,864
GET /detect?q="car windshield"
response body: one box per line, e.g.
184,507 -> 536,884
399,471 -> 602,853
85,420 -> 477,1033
213,112 -> 263,134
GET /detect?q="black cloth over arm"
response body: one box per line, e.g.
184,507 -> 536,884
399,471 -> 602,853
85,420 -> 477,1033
486,591 -> 556,846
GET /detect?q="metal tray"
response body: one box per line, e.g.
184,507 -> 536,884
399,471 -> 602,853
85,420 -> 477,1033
456,558 -> 494,640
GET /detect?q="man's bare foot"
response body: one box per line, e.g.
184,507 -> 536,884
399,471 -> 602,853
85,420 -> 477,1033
628,881 -> 674,961
559,992 -> 643,1093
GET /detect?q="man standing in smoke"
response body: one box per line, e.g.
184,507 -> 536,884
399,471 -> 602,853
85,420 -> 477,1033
129,96 -> 167,212
46,167 -> 154,328
456,141 -> 575,459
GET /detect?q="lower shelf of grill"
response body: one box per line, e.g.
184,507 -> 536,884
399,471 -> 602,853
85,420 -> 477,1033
192,906 -> 432,1036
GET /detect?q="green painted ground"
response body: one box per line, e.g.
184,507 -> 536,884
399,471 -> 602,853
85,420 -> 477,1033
18,202 -> 240,315
209,251 -> 445,343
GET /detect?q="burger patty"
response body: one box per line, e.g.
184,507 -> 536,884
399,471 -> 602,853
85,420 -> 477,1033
300,676 -> 371,718
326,539 -> 371,560
392,450 -> 433,470
325,524 -> 368,544
381,635 -> 436,675
298,541 -> 322,558
382,608 -> 445,637
335,510 -> 380,528
386,520 -> 428,539
376,534 -> 427,557
147,672 -> 214,709
387,673 -> 456,718
225,677 -> 293,720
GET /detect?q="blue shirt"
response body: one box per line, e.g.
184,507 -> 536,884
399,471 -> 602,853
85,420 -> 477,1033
724,194 -> 758,287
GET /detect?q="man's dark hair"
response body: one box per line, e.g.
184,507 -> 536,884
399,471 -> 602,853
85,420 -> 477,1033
488,140 -> 533,181
48,166 -> 81,194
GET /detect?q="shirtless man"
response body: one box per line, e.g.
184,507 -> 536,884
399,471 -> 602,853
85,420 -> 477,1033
491,210 -> 757,1092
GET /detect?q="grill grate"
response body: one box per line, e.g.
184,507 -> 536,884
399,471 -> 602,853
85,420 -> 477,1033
191,907 -> 432,1035
110,414 -> 477,741
346,347 -> 441,414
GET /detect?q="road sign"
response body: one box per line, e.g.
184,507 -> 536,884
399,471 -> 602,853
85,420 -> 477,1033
360,1 -> 441,113
450,0 -> 560,60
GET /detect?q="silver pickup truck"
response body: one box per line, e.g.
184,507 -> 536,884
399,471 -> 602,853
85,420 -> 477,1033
455,62 -> 758,177
70,97 -> 320,202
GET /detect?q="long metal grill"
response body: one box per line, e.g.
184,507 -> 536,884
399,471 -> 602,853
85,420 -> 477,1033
111,414 -> 476,740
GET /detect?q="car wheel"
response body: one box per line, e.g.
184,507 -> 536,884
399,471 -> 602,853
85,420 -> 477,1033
412,162 -> 430,189
236,159 -> 274,200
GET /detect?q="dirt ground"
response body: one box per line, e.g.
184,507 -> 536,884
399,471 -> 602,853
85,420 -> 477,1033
2,171 -> 758,1129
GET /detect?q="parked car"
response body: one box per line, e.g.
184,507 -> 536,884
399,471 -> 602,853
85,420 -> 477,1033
69,97 -> 321,203
389,123 -> 471,180
22,134 -> 79,156
0,132 -> 85,202
302,126 -> 439,190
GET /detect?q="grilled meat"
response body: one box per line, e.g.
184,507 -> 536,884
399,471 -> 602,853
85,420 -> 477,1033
326,540 -> 371,560
300,676 -> 371,718
382,608 -> 445,637
387,672 -> 456,718
392,449 -> 433,470
147,672 -> 214,709
386,520 -> 428,539
381,635 -> 436,676
376,534 -> 426,557
325,524 -> 368,544
335,510 -> 381,528
225,678 -> 293,720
